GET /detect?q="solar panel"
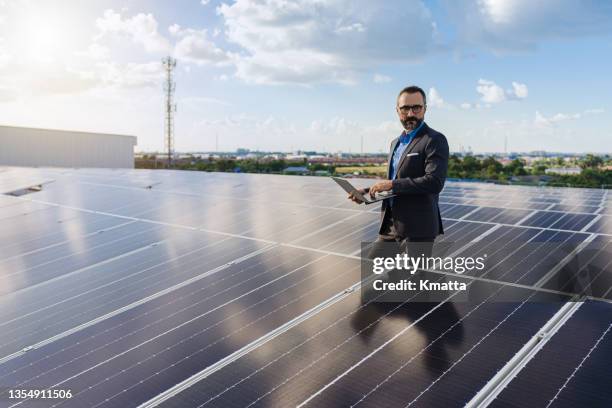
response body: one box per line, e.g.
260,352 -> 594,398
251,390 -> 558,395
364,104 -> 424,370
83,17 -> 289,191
587,215 -> 612,234
0,233 -> 264,359
157,280 -> 566,408
0,166 -> 610,408
489,301 -> 612,408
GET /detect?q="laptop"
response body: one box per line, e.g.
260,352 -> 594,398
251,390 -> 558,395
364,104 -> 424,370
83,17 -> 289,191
332,176 -> 396,205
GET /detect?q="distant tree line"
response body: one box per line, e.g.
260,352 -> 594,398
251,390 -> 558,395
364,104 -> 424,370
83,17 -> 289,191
136,154 -> 611,188
152,157 -> 330,174
447,154 -> 611,188
449,155 -> 526,181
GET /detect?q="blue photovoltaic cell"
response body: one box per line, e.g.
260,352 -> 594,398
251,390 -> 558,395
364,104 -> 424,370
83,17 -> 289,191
0,221 -> 170,295
0,234 -> 264,359
549,204 -> 600,213
464,207 -> 505,222
549,213 -> 596,231
0,208 -> 129,260
487,208 -> 533,225
159,281 -> 563,408
0,247 -> 363,408
447,226 -> 590,286
491,301 -> 612,408
440,203 -> 476,219
291,214 -> 380,253
520,210 -> 565,228
507,201 -> 552,211
439,196 -> 472,205
0,200 -> 51,221
542,235 -> 612,300
527,196 -> 559,204
587,215 -> 612,235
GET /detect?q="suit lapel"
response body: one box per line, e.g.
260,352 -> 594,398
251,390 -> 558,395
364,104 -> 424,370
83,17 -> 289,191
395,123 -> 428,179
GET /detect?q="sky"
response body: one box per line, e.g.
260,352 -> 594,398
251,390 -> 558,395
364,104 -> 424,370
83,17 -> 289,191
0,0 -> 611,154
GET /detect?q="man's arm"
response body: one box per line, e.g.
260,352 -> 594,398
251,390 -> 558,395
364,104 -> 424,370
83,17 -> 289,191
391,133 -> 449,195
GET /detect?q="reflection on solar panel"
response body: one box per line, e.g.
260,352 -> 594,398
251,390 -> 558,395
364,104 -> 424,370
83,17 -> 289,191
0,166 -> 610,408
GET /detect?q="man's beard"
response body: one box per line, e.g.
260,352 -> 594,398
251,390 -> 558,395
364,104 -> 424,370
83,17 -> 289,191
401,116 -> 423,131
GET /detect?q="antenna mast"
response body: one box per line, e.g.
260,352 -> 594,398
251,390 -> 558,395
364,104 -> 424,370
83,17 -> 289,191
162,56 -> 177,168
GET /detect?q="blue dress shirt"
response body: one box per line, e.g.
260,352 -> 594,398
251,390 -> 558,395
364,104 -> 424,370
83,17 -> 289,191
390,121 -> 425,180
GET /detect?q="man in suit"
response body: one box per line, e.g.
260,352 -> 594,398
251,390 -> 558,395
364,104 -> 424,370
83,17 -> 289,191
349,85 -> 449,269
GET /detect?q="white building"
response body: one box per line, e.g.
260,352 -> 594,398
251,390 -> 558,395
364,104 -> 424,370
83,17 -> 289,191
0,125 -> 137,168
545,167 -> 582,175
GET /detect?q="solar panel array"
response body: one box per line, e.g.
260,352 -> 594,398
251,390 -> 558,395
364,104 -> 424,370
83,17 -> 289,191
0,166 -> 610,408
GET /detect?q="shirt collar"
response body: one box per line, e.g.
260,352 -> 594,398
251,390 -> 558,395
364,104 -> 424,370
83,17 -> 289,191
399,121 -> 425,144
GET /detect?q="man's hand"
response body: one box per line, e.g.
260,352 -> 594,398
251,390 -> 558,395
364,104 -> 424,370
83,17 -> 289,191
348,189 -> 366,204
369,180 -> 393,198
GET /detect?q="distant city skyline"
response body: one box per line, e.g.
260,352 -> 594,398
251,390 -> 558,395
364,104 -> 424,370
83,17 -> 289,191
0,0 -> 611,153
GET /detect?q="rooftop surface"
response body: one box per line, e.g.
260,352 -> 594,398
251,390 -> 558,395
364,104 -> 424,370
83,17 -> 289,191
0,166 -> 610,408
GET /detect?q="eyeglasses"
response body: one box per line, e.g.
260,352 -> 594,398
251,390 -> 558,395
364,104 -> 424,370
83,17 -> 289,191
398,104 -> 424,114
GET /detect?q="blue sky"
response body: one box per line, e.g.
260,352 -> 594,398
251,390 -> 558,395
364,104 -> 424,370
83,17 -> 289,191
0,0 -> 610,153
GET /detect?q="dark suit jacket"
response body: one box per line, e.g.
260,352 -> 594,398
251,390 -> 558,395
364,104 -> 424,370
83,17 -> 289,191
367,122 -> 449,239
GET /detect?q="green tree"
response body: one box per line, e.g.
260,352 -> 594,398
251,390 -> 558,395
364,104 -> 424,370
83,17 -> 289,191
268,160 -> 287,172
505,158 -> 527,176
462,155 -> 481,174
448,154 -> 464,178
531,164 -> 547,175
579,154 -> 604,169
216,159 -> 236,172
481,156 -> 502,171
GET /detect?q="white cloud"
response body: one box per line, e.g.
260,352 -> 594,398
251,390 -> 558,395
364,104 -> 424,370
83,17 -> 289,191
192,113 -> 406,152
217,0 -> 439,85
94,61 -> 164,89
475,79 -> 528,104
168,24 -> 181,36
476,79 -> 506,103
310,117 -> 359,134
533,109 -> 601,127
233,49 -> 358,86
8,9 -> 172,96
335,23 -> 366,34
83,9 -> 232,88
95,9 -> 171,54
0,38 -> 10,68
584,108 -> 605,115
180,96 -> 232,107
173,29 -> 231,65
373,74 -> 391,84
509,81 -> 528,99
552,112 -> 581,121
460,102 -> 472,109
534,111 -> 552,127
446,0 -> 612,52
201,0 -> 211,5
427,87 -> 448,108
0,84 -> 17,102
77,43 -> 110,60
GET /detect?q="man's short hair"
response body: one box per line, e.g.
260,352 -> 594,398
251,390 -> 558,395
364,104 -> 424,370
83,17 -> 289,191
397,86 -> 427,106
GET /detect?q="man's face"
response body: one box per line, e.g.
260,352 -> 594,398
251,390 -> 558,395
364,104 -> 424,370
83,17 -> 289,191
396,92 -> 426,131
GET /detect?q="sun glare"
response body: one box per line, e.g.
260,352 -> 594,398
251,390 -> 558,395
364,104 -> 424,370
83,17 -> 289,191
23,14 -> 69,63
